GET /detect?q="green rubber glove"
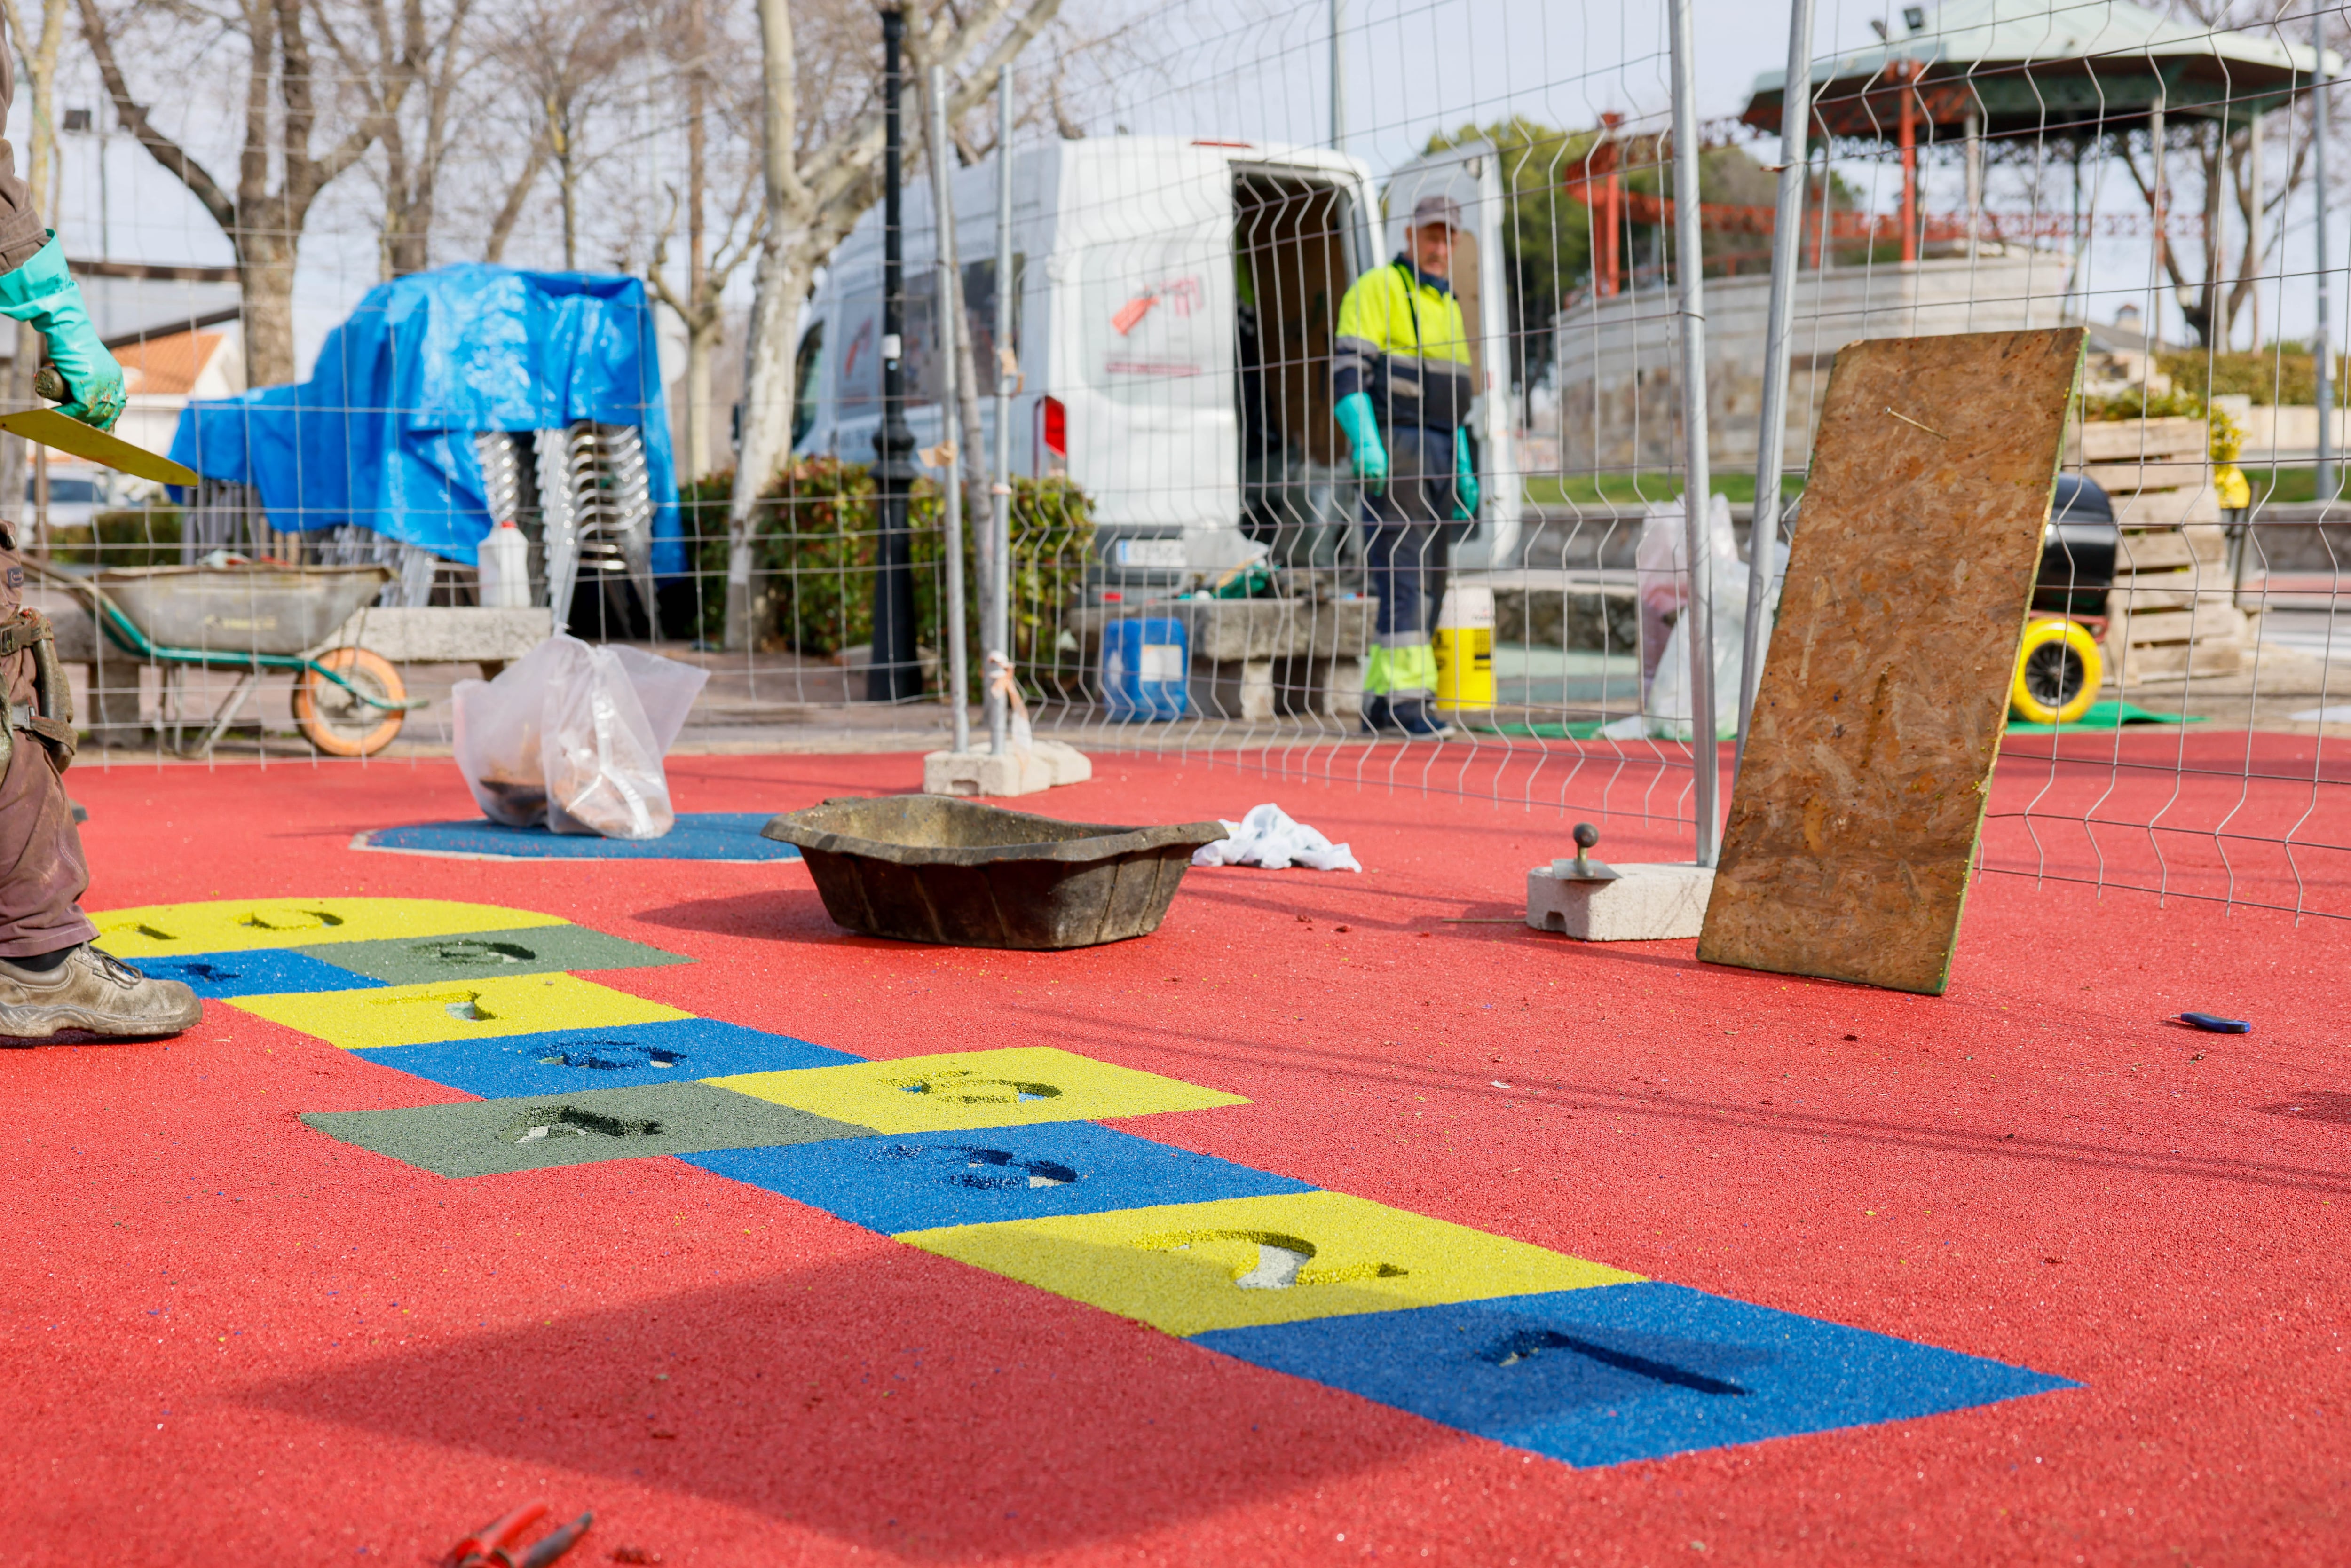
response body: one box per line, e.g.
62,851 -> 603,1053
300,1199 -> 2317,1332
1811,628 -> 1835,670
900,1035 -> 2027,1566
1453,426 -> 1480,518
1334,390 -> 1388,492
0,234 -> 124,430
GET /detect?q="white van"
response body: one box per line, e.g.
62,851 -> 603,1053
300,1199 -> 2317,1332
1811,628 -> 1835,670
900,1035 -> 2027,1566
789,134 -> 1521,595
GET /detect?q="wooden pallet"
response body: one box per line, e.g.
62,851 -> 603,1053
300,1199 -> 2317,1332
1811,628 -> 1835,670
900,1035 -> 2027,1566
2067,416 -> 2250,686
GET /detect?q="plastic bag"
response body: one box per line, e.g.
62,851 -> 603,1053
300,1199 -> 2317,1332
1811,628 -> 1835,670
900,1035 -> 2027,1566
452,638 -> 564,827
453,634 -> 710,839
1634,494 -> 1738,690
1608,494 -> 1787,741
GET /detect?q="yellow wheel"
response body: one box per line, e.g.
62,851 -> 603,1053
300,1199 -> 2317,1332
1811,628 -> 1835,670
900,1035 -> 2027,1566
2010,617 -> 2102,725
294,647 -> 407,757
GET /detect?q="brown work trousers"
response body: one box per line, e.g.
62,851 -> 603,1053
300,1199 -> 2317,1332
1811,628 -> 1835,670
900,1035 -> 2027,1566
0,528 -> 93,957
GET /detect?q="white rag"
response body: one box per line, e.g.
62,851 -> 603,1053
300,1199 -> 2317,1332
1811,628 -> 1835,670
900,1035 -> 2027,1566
1190,803 -> 1362,872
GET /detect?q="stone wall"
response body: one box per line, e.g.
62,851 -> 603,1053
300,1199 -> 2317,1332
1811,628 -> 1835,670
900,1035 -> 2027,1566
1548,255 -> 2071,473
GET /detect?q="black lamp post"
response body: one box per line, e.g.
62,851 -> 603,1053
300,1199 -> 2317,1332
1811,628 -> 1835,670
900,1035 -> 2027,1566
866,7 -> 922,701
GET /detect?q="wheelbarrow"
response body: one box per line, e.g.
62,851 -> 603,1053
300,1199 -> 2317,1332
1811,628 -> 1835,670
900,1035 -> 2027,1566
33,561 -> 429,757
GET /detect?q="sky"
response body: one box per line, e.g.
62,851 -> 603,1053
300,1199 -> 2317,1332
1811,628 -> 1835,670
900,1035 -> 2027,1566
7,0 -> 2342,382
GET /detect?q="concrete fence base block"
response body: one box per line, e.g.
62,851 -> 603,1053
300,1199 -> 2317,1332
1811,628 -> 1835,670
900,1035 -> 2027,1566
923,739 -> 1093,798
1525,862 -> 1714,941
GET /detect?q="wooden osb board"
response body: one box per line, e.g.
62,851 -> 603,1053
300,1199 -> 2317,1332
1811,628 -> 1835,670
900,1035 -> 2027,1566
1697,328 -> 2085,994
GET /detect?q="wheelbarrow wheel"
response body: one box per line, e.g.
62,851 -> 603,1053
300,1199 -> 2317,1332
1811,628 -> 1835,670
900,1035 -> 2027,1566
2010,617 -> 2102,725
295,647 -> 406,757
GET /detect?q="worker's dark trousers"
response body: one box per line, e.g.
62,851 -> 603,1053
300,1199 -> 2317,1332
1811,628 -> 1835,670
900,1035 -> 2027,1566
0,537 -> 93,958
1361,426 -> 1461,707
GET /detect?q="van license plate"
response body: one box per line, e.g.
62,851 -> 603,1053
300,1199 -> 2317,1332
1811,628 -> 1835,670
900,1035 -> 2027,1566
1114,539 -> 1185,568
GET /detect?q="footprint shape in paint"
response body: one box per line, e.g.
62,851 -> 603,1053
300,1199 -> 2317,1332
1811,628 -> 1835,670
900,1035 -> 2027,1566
1134,1228 -> 1408,1291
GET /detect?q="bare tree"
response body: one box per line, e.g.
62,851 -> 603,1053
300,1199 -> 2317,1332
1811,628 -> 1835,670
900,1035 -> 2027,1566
316,0 -> 480,277
0,0 -> 67,516
479,131 -> 550,263
645,0 -> 760,481
487,0 -> 632,269
77,0 -> 388,386
723,0 -> 1064,650
2119,0 -> 2331,349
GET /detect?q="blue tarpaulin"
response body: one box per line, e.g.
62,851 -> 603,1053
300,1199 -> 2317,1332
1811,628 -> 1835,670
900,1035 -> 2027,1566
169,265 -> 683,573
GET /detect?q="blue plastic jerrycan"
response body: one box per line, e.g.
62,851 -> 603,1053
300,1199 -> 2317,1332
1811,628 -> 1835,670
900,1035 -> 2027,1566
1101,615 -> 1189,721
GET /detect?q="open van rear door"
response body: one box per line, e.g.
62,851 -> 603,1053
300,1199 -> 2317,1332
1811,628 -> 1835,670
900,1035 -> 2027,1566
1382,140 -> 1520,568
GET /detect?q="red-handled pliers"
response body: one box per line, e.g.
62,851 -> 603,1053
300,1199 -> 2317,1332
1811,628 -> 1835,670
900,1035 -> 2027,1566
444,1500 -> 594,1568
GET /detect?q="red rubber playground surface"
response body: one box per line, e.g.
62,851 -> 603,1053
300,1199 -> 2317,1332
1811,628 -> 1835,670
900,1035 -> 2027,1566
8,746 -> 2349,1565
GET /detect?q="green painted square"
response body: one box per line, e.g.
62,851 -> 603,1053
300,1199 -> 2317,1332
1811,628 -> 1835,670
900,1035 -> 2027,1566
300,1082 -> 872,1178
292,923 -> 692,985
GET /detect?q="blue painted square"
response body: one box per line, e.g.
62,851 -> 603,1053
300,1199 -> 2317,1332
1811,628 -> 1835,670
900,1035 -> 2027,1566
134,948 -> 382,999
682,1121 -> 1317,1233
1191,1282 -> 2075,1468
350,1018 -> 860,1096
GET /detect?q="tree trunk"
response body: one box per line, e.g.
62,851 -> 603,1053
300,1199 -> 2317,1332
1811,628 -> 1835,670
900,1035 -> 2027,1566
682,0 -> 708,478
484,139 -> 548,264
0,323 -> 34,531
724,237 -> 815,651
240,234 -> 301,388
684,313 -> 717,481
383,143 -> 434,276
561,168 -> 579,269
386,218 -> 431,276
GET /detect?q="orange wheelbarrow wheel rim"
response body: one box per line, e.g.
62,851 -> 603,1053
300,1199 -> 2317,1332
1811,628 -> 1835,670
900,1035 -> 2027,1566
294,646 -> 407,757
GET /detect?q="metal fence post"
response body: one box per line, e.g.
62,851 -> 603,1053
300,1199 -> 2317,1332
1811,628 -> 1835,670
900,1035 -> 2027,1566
928,64 -> 970,754
1330,0 -> 1347,153
868,9 -> 922,701
989,63 -> 1015,756
1667,0 -> 1719,866
2318,11 -> 2335,504
1735,0 -> 1817,782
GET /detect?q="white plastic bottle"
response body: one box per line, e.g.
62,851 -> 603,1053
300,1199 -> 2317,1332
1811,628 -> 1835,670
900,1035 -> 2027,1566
478,518 -> 532,608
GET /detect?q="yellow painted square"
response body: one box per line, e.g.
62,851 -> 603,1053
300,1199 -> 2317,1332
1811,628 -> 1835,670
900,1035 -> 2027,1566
897,1191 -> 1641,1337
709,1046 -> 1245,1133
93,898 -> 567,959
228,972 -> 690,1050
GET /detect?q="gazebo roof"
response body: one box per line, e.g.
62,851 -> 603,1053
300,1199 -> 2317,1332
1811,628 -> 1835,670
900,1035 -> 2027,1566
1744,0 -> 2342,140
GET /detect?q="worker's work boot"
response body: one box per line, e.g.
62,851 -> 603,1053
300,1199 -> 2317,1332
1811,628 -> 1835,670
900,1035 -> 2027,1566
0,944 -> 202,1039
1361,694 -> 1453,740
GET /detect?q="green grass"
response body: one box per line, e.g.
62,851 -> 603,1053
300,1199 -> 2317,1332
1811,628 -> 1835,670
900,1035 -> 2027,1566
2237,466 -> 2350,505
1522,472 -> 1807,508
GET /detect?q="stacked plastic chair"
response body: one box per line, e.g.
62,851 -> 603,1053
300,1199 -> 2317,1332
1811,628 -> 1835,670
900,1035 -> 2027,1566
473,425 -> 656,636
532,423 -> 655,637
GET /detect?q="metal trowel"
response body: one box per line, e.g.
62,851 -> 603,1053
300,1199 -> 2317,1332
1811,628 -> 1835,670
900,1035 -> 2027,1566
0,365 -> 198,486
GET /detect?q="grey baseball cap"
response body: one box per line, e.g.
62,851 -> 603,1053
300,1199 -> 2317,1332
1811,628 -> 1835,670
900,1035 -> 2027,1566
1410,193 -> 1464,231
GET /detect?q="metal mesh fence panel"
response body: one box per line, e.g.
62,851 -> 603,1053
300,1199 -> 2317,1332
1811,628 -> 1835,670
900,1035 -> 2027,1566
16,0 -> 2351,918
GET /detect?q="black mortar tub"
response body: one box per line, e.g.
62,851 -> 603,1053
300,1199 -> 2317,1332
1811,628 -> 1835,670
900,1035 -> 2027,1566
762,796 -> 1229,950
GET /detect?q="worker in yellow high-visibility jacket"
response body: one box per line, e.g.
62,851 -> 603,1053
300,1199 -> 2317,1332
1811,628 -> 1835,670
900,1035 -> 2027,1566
1331,193 -> 1480,737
